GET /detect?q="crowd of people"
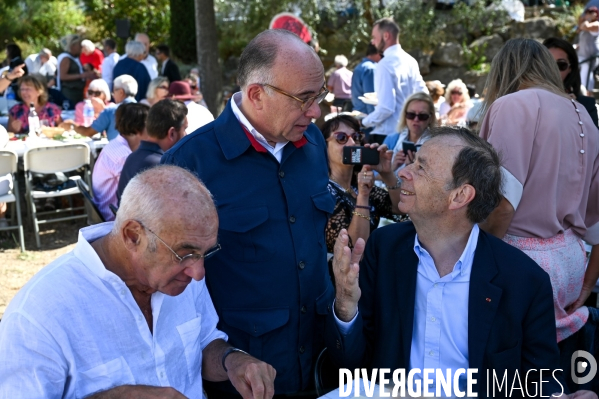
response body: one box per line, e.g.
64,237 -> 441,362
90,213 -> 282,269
0,13 -> 598,399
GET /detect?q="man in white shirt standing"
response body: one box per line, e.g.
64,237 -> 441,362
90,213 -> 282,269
101,38 -> 120,91
135,32 -> 159,80
362,18 -> 428,145
0,165 -> 276,399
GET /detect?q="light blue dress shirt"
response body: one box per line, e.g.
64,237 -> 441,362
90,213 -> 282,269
91,97 -> 136,141
335,225 -> 479,396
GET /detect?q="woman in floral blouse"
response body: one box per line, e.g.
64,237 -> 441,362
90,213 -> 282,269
8,75 -> 62,133
322,114 -> 407,253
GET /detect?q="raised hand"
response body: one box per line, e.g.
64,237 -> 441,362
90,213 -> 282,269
332,229 -> 365,322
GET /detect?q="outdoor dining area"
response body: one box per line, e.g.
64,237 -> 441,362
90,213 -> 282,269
0,109 -> 108,251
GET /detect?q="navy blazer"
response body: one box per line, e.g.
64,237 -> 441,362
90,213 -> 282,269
162,101 -> 336,393
326,222 -> 566,398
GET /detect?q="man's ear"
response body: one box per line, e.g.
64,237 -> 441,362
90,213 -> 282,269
448,184 -> 476,212
121,220 -> 143,250
167,126 -> 176,141
244,84 -> 265,110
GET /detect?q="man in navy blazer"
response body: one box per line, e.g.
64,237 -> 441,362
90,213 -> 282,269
161,30 -> 335,397
326,127 -> 595,398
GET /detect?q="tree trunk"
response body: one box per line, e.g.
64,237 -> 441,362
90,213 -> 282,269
170,0 -> 197,64
194,0 -> 223,117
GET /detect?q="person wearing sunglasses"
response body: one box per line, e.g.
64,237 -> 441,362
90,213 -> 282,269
321,114 -> 406,254
439,79 -> 472,126
479,39 -> 599,393
577,6 -> 599,93
0,165 -> 277,399
73,78 -> 112,125
140,76 -> 170,107
543,37 -> 599,128
391,92 -> 437,171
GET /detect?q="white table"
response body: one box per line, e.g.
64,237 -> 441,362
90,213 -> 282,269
5,136 -> 108,158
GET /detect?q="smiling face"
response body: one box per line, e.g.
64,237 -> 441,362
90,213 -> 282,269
548,47 -> 571,82
406,100 -> 431,140
397,137 -> 463,221
19,82 -> 42,106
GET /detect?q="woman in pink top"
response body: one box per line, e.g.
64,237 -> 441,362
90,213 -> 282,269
479,39 -> 599,346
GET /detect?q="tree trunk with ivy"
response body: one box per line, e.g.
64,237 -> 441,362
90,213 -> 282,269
170,0 -> 197,64
194,0 -> 223,117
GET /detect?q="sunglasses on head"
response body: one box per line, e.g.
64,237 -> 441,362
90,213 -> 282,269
451,91 -> 462,95
88,90 -> 102,97
556,60 -> 570,72
405,112 -> 431,121
332,131 -> 363,144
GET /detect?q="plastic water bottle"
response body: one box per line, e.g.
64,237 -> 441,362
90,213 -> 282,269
83,99 -> 95,127
28,103 -> 40,137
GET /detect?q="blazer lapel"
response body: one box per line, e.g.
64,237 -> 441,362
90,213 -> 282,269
396,227 -> 419,368
468,230 -> 502,372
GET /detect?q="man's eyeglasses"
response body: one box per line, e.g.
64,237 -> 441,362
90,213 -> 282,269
556,60 -> 570,72
405,112 -> 431,121
332,131 -> 363,145
261,83 -> 329,112
88,90 -> 102,97
138,221 -> 221,268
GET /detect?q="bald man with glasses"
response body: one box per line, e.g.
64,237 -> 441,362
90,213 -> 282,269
162,29 -> 336,397
0,165 -> 276,399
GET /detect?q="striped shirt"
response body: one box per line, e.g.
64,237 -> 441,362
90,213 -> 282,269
92,134 -> 131,221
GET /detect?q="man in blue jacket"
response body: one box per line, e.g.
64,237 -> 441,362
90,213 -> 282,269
161,29 -> 336,397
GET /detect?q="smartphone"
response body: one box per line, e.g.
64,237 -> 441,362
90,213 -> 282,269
402,141 -> 421,154
342,146 -> 380,165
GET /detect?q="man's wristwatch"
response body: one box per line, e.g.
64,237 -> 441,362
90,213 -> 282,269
222,347 -> 249,372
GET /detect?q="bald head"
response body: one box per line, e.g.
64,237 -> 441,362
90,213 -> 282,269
134,33 -> 150,55
237,29 -> 321,90
115,165 -> 216,234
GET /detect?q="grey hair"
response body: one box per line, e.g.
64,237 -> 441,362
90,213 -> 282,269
88,79 -> 111,99
114,165 -> 216,244
237,29 -> 308,90
126,41 -> 146,58
334,55 -> 348,68
146,76 -> 170,100
113,74 -> 138,97
81,39 -> 95,52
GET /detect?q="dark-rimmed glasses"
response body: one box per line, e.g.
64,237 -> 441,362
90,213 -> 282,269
332,131 -> 363,144
261,83 -> 329,112
138,221 -> 221,267
405,112 -> 431,121
556,60 -> 570,72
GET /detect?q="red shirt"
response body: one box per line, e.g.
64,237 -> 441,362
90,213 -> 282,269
80,49 -> 104,71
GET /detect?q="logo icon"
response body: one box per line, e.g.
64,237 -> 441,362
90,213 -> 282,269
571,350 -> 597,385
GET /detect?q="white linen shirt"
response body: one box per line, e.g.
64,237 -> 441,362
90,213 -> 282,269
362,44 -> 428,136
0,222 -> 227,399
101,52 -> 120,90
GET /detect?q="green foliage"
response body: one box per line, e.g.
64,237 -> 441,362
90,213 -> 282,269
170,0 -> 197,64
80,0 -> 170,52
0,0 -> 86,56
554,4 -> 581,40
462,41 -> 490,73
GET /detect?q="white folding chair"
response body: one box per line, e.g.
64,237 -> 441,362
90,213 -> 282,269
0,150 -> 25,252
24,143 -> 91,248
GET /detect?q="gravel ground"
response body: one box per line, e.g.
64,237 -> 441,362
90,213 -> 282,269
0,219 -> 86,318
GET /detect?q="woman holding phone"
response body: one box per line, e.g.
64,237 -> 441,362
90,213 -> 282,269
321,114 -> 405,253
391,92 -> 437,171
479,40 -> 599,392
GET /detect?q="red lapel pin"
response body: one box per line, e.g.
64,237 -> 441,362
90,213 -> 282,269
486,298 -> 491,302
